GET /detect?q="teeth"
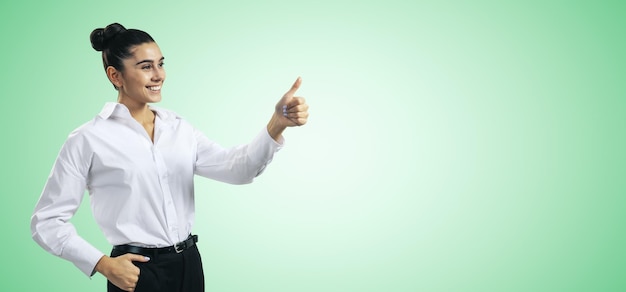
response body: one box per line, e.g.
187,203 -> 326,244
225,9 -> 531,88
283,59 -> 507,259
148,86 -> 161,91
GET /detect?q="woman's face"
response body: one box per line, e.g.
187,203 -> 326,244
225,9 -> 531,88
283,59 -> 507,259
115,42 -> 166,105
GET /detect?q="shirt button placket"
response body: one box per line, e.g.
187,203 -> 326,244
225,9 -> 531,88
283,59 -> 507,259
152,146 -> 180,243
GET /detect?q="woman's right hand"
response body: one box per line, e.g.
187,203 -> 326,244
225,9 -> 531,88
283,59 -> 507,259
95,254 -> 150,291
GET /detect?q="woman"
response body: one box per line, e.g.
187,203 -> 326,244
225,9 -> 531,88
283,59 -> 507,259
31,23 -> 308,292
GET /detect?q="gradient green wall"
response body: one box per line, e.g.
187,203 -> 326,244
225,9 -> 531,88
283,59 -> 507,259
1,0 -> 624,291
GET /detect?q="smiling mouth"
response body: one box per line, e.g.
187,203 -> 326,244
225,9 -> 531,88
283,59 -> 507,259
147,85 -> 161,91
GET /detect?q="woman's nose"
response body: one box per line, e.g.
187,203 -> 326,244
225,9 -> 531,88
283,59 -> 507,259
152,67 -> 164,81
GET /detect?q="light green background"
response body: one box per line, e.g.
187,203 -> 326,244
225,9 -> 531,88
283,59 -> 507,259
1,0 -> 624,291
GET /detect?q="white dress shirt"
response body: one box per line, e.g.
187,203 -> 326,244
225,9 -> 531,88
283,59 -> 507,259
31,102 -> 283,276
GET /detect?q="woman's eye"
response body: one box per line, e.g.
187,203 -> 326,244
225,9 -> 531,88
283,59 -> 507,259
142,65 -> 152,70
159,63 -> 165,68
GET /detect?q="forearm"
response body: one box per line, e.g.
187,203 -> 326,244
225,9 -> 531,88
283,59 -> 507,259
194,127 -> 283,184
31,215 -> 105,276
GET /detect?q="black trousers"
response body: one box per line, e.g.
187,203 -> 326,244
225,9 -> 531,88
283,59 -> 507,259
107,244 -> 204,292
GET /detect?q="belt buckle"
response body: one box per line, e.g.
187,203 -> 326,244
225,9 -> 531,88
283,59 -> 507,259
174,241 -> 185,253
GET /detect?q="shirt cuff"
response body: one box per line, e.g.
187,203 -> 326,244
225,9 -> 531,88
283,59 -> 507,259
61,235 -> 105,277
264,127 -> 285,148
254,127 -> 284,159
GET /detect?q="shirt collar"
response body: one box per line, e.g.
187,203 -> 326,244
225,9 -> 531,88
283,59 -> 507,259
97,102 -> 121,119
97,102 -> 179,123
148,104 -> 179,123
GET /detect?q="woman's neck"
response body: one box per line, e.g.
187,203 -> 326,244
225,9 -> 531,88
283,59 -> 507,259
118,97 -> 156,142
118,97 -> 154,126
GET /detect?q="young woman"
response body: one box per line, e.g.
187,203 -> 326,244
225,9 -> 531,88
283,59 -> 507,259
31,23 -> 309,292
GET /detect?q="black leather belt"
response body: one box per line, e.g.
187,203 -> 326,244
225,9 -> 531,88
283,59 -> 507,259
113,235 -> 198,255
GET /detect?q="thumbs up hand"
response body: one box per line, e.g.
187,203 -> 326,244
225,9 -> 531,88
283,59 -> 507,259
276,76 -> 309,127
267,77 -> 309,141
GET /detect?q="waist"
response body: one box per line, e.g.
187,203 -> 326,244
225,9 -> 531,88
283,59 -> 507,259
113,234 -> 198,255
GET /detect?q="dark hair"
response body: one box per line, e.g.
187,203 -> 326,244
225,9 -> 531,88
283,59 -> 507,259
90,23 -> 155,85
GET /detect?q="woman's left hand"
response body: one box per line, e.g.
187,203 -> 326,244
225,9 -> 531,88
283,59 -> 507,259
267,77 -> 309,141
275,76 -> 309,127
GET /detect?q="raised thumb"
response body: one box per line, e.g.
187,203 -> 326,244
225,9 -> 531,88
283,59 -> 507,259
285,76 -> 302,96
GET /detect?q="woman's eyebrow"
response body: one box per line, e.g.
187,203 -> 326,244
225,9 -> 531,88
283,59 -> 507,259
135,56 -> 165,65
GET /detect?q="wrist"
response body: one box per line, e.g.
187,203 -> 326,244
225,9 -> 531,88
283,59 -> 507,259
266,113 -> 286,141
94,255 -> 112,276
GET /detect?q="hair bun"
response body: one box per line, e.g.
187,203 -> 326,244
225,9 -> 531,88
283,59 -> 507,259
90,23 -> 127,51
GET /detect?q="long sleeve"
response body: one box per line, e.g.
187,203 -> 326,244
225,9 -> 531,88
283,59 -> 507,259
194,127 -> 283,184
31,132 -> 104,277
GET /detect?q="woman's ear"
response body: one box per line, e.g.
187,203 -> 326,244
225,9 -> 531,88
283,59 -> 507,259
106,66 -> 123,89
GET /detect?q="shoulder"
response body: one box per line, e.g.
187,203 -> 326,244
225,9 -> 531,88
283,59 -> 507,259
49,118 -> 100,169
62,104 -> 116,147
64,102 -> 116,140
62,117 -> 99,150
